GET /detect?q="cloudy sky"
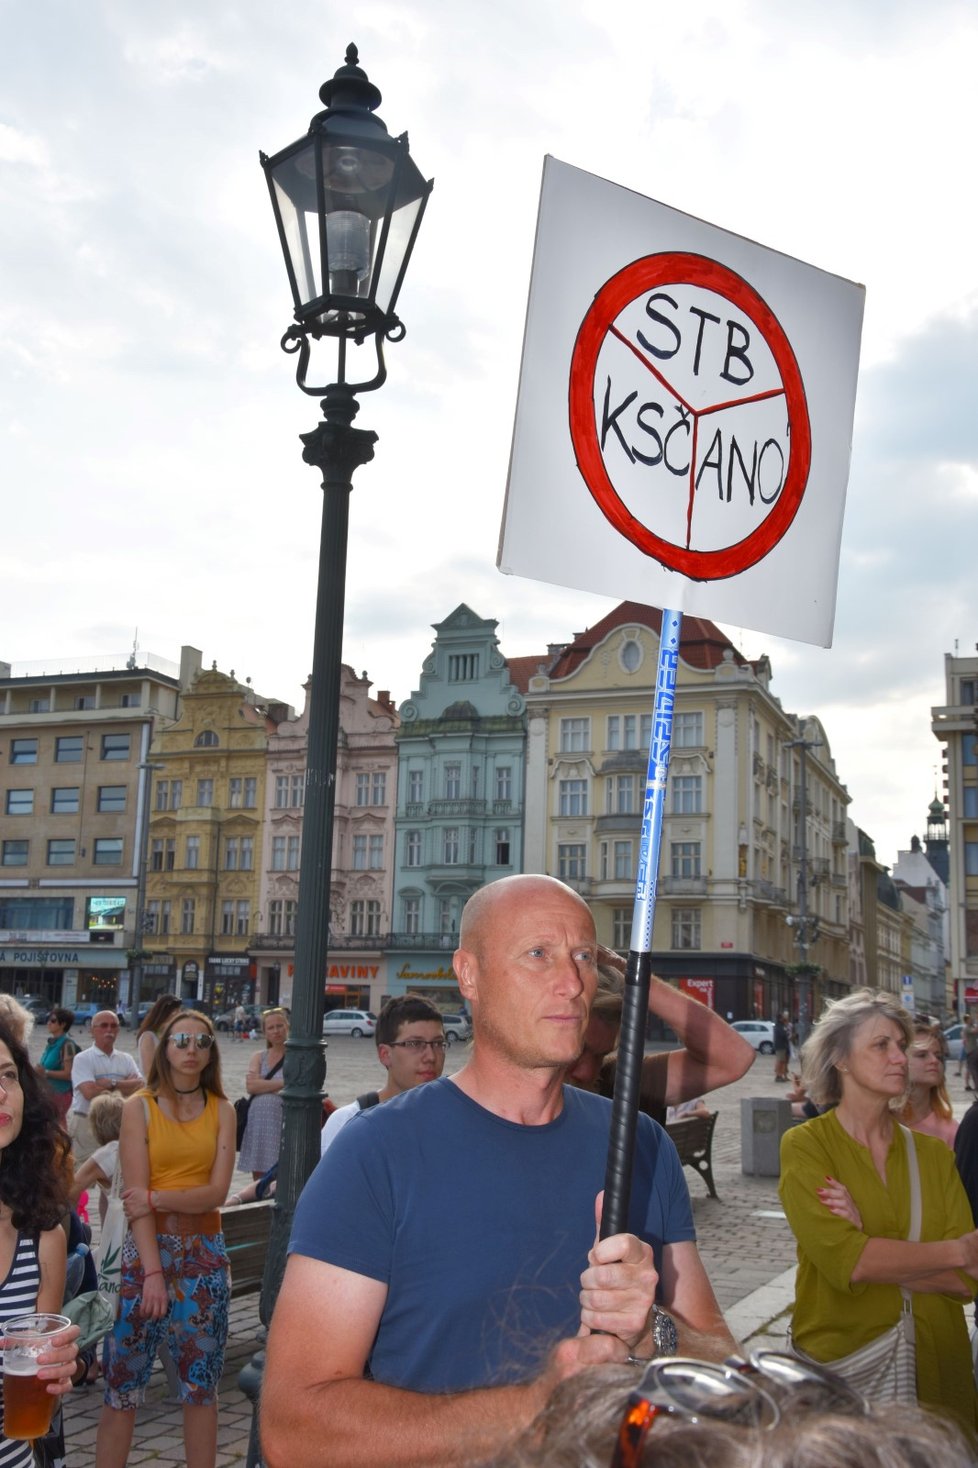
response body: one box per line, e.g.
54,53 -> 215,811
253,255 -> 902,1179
3,0 -> 976,871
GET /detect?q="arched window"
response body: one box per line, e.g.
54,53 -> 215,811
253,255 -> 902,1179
194,730 -> 219,748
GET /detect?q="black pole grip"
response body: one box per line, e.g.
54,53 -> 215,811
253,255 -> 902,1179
600,949 -> 652,1239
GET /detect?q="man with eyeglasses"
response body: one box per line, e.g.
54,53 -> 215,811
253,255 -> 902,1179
320,994 -> 447,1157
68,1010 -> 143,1161
264,874 -> 736,1468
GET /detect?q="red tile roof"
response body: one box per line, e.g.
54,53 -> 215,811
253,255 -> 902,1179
545,602 -> 752,681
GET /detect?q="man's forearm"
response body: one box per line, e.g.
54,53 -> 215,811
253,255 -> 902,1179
261,1373 -> 547,1468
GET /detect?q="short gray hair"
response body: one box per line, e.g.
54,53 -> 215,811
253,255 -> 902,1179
802,988 -> 913,1108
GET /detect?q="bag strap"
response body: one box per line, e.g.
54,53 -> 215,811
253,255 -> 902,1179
357,1091 -> 381,1110
266,1058 -> 284,1082
897,1124 -> 922,1242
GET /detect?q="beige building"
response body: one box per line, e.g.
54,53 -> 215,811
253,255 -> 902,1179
523,603 -> 850,1028
142,665 -> 291,1013
932,648 -> 978,1015
0,647 -> 199,1011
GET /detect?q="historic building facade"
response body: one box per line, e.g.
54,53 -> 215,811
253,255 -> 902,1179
0,646 -> 199,1012
523,603 -> 850,1029
932,648 -> 978,1015
387,606 -> 529,1005
253,667 -> 399,1015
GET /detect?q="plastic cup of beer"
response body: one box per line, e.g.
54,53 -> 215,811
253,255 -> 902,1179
1,1313 -> 71,1440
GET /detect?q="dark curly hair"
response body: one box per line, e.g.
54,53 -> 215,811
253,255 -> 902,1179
0,1020 -> 69,1231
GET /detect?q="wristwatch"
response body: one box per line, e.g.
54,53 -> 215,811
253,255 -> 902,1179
650,1305 -> 678,1357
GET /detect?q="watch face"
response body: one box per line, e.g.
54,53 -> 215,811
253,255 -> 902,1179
653,1308 -> 678,1357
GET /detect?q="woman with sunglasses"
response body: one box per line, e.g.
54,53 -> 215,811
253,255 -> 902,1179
238,1008 -> 289,1181
95,1010 -> 235,1468
36,1007 -> 77,1121
900,1021 -> 958,1149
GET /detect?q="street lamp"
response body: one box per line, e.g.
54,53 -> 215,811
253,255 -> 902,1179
256,36 -> 430,1323
128,761 -> 165,1028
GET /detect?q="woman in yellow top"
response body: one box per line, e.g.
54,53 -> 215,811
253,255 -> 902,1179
95,1010 -> 235,1468
779,989 -> 978,1440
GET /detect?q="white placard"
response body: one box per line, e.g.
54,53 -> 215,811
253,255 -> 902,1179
498,158 -> 865,646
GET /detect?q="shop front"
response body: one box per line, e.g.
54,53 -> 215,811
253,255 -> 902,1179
386,952 -> 463,1010
0,932 -> 127,1012
203,955 -> 255,1016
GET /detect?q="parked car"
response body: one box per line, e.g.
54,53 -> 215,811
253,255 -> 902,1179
440,1012 -> 472,1044
322,1008 -> 376,1038
943,1023 -> 964,1062
730,1019 -> 777,1055
214,1003 -> 262,1032
67,1002 -> 101,1028
20,996 -> 53,1018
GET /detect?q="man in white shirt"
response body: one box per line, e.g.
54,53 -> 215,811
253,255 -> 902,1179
320,995 -> 447,1156
69,1010 -> 143,1161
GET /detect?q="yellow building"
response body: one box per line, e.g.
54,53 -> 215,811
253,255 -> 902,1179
524,603 -> 850,1027
143,665 -> 291,1013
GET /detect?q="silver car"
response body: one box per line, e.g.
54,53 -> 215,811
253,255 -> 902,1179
322,1008 -> 377,1038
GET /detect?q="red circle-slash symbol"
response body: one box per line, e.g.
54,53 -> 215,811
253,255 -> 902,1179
569,253 -> 812,581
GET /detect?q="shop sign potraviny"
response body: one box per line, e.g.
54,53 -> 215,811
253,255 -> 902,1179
498,157 -> 865,646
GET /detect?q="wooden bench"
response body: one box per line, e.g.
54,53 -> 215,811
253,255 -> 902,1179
221,1199 -> 273,1297
666,1110 -> 719,1199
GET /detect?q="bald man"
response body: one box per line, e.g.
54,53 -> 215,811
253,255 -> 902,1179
263,875 -> 735,1468
68,1010 -> 143,1161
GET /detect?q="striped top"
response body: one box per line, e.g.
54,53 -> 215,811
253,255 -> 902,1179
0,1231 -> 41,1468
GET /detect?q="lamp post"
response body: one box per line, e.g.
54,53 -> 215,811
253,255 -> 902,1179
245,42 -> 430,1429
128,761 -> 164,1027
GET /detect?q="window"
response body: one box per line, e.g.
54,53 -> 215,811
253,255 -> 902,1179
353,835 -> 368,870
444,763 -> 462,799
1,841 -> 29,866
287,835 -> 300,870
271,837 -> 286,871
560,717 -> 590,752
194,730 -> 219,748
356,772 -> 385,806
145,901 -> 160,936
607,714 -> 643,750
74,695 -> 94,710
55,736 -> 82,763
966,843 -> 978,877
275,775 -> 290,808
151,838 -> 175,871
559,779 -> 588,817
120,693 -> 141,708
448,653 -> 477,681
93,837 -> 124,865
244,777 -> 257,808
671,841 -> 701,878
494,766 -> 512,802
229,778 -> 243,808
101,733 -> 131,761
221,900 -> 250,936
495,829 -> 511,865
29,697 -> 49,713
225,837 -> 240,871
672,908 -> 701,949
290,773 -> 305,807
366,834 -> 382,869
965,734 -> 977,767
613,840 -> 632,880
181,898 -> 196,935
356,773 -> 370,806
5,789 -> 33,816
674,712 -> 704,748
672,775 -> 703,814
10,739 -> 37,765
408,769 -> 423,803
269,900 -> 297,937
240,836 -> 254,871
51,787 -> 79,815
965,787 -> 978,820
403,897 -> 421,936
613,907 -> 630,949
962,679 -> 976,704
196,778 -> 214,807
0,896 -> 73,928
154,779 -> 182,812
185,835 -> 200,870
443,827 -> 460,864
350,899 -> 381,937
46,839 -> 75,866
607,774 -> 636,815
97,785 -> 126,813
158,901 -> 172,936
558,843 -> 586,880
405,831 -> 422,867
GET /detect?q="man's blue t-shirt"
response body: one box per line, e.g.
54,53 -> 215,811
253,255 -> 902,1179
289,1077 -> 695,1393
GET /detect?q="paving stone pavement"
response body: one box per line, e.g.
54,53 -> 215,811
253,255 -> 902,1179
26,1023 -> 976,1461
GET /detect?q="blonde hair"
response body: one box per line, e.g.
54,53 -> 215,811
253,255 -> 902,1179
88,1090 -> 124,1147
0,995 -> 34,1046
801,989 -> 912,1108
901,1020 -> 954,1124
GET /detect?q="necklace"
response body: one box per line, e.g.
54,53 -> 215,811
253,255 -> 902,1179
173,1083 -> 203,1095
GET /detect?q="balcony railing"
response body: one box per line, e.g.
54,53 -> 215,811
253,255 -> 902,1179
659,875 -> 707,896
428,799 -> 487,818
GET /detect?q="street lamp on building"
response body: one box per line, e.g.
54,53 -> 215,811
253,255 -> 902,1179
256,39 -> 431,1314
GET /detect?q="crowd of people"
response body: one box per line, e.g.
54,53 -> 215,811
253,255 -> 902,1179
4,876 -> 978,1467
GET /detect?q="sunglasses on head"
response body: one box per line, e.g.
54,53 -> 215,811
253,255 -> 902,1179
167,1031 -> 215,1051
611,1358 -> 779,1468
